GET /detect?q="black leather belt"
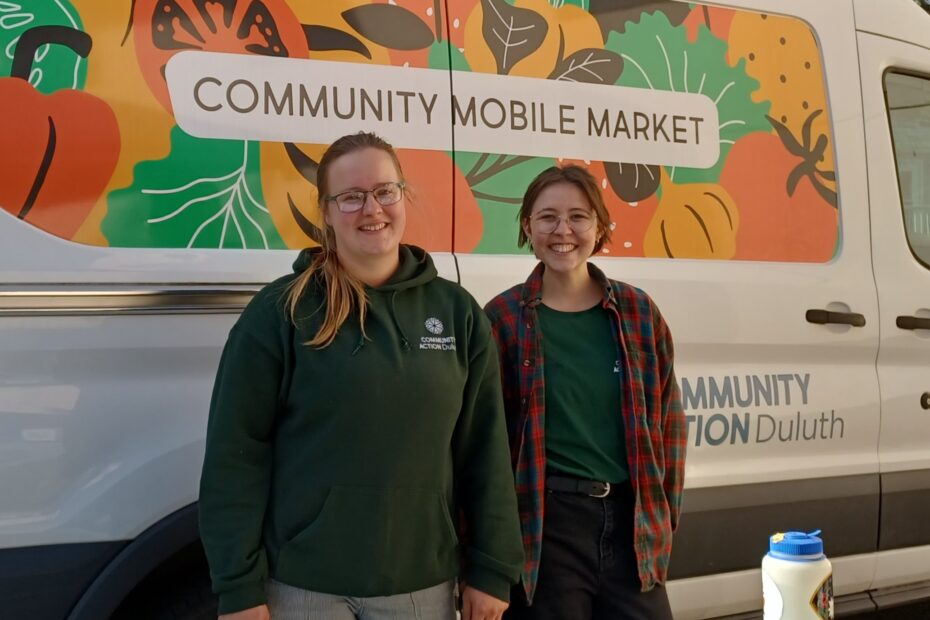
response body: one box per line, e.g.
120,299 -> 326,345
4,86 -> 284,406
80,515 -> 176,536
546,475 -> 614,498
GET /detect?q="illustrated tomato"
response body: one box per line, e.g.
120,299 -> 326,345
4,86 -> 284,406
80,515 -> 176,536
719,132 -> 838,262
0,26 -> 120,240
132,0 -> 306,111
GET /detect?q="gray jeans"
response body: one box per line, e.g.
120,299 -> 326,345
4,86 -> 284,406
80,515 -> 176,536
266,579 -> 456,620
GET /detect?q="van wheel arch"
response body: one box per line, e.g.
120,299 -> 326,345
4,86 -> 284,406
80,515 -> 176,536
68,503 -> 212,620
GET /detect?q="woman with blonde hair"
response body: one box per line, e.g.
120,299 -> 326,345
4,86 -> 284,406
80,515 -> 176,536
485,165 -> 686,620
200,132 -> 523,620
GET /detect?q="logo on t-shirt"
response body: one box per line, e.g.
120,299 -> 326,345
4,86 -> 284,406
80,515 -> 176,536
421,317 -> 456,351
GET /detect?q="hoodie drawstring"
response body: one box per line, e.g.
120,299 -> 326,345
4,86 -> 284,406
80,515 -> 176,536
390,291 -> 411,351
350,332 -> 366,356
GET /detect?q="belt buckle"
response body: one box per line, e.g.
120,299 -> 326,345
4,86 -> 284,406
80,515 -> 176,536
590,481 -> 611,498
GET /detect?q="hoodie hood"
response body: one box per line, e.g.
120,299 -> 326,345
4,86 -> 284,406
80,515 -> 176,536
292,244 -> 437,291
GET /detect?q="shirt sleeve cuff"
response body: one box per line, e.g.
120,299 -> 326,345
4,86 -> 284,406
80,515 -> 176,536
217,581 -> 267,615
464,565 -> 513,603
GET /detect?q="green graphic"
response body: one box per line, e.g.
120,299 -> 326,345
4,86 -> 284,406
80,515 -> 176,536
457,152 -> 555,254
104,127 -> 285,249
552,0 -> 589,9
606,12 -> 770,184
428,40 -> 470,71
0,0 -> 87,93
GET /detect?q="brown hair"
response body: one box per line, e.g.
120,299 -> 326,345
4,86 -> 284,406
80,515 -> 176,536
517,165 -> 612,254
284,132 -> 406,347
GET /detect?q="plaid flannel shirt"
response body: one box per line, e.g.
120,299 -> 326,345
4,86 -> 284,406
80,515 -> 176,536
484,262 -> 686,603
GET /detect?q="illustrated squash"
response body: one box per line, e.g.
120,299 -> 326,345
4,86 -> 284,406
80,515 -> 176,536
0,26 -> 120,239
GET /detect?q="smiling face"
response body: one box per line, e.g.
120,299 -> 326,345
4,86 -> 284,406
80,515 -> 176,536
523,181 -> 599,278
323,147 -> 406,273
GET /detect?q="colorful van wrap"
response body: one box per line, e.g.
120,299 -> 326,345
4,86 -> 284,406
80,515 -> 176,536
0,0 -> 838,261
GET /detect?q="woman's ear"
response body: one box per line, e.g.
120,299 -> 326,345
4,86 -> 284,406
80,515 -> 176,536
521,218 -> 532,240
321,202 -> 331,228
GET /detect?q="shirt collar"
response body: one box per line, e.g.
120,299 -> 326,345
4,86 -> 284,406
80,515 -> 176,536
519,261 -> 618,309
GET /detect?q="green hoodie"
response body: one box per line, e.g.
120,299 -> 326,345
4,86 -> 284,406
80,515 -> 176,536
199,245 -> 523,614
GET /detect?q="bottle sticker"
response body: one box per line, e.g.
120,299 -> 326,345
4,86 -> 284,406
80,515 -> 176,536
809,573 -> 834,619
762,571 -> 784,619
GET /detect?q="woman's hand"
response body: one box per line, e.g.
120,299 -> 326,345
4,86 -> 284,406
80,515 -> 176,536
219,604 -> 270,620
461,586 -> 508,620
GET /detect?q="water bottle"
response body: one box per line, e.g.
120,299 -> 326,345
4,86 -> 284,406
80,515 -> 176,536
761,530 -> 833,620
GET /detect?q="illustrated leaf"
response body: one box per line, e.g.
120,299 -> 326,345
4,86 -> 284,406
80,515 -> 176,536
285,142 -> 318,185
456,151 -> 554,253
605,162 -> 661,202
480,0 -> 547,75
303,24 -> 371,59
342,4 -> 435,51
428,40 -> 470,72
103,126 -> 285,249
549,48 -> 623,84
605,11 -> 770,184
0,0 -> 87,93
589,0 -> 691,39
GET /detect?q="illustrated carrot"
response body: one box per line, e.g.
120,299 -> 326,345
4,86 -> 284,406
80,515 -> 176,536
0,26 -> 120,239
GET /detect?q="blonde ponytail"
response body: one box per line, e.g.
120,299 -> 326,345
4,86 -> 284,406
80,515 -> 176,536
284,228 -> 369,348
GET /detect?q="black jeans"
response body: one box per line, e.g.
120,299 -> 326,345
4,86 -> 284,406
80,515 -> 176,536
506,481 -> 674,620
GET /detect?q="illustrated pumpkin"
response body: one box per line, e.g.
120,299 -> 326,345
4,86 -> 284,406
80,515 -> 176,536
0,26 -> 120,239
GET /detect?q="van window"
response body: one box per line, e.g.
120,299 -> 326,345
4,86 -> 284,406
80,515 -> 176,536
885,71 -> 930,268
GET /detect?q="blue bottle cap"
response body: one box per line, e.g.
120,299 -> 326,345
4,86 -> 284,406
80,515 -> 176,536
769,530 -> 824,560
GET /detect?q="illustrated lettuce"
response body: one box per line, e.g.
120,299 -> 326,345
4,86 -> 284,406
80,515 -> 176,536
605,12 -> 770,184
104,127 -> 285,249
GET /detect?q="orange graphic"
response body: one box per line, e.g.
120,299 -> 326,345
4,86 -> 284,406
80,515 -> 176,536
721,132 -> 837,262
0,27 -> 119,239
644,169 -> 739,260
132,0 -> 307,111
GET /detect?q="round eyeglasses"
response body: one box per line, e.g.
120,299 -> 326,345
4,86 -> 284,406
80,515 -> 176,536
531,211 -> 596,234
325,181 -> 406,213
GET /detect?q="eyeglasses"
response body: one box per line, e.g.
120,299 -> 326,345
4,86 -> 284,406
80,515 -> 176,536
531,212 -> 596,234
325,181 -> 406,213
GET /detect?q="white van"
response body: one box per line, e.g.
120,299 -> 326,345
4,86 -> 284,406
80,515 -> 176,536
2,0 -> 929,618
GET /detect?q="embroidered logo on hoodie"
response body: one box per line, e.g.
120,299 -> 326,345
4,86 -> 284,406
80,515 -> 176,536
421,317 -> 456,351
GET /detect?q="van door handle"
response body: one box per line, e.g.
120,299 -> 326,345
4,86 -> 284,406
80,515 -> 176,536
896,316 -> 930,331
806,309 -> 866,327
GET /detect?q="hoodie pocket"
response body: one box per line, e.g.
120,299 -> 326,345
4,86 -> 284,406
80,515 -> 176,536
276,486 -> 459,594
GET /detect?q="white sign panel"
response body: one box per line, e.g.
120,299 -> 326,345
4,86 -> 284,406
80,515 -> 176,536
166,51 -> 720,168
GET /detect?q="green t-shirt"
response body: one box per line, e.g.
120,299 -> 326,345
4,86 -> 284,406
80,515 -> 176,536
538,303 -> 629,484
